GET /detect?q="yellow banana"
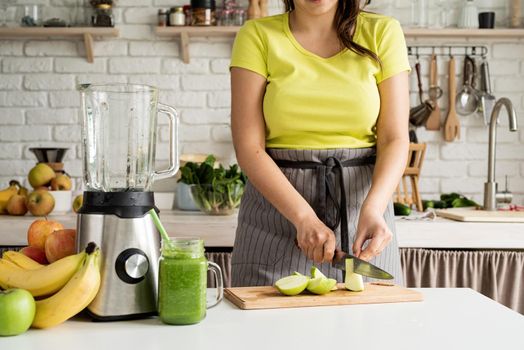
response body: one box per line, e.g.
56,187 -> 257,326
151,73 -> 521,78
0,251 -> 86,297
0,180 -> 21,214
2,251 -> 43,270
32,243 -> 101,329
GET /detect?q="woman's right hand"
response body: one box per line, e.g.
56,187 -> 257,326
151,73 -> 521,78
295,214 -> 336,264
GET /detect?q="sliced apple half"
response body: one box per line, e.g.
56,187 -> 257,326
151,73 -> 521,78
344,258 -> 364,292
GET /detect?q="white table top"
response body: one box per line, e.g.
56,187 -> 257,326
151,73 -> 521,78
2,288 -> 523,350
1,211 -> 524,249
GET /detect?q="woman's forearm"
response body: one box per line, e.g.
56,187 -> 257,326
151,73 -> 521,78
235,145 -> 316,226
362,137 -> 409,214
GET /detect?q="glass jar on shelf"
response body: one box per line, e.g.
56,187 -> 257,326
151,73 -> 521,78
92,3 -> 114,27
190,0 -> 216,26
169,7 -> 185,26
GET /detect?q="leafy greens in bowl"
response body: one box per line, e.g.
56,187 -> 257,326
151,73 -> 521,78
178,155 -> 247,215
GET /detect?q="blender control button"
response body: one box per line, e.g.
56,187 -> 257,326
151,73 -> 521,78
125,254 -> 149,279
115,248 -> 150,284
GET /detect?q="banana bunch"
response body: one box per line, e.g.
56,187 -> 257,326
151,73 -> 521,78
0,243 -> 101,329
0,180 -> 24,214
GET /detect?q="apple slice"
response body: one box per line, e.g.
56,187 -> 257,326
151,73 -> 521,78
275,275 -> 309,296
307,277 -> 337,295
310,266 -> 327,279
345,258 -> 364,292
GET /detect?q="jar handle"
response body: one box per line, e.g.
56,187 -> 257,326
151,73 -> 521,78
153,103 -> 179,182
207,261 -> 224,309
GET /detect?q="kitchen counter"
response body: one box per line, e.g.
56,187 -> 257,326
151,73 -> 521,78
1,211 -> 523,249
2,288 -> 523,350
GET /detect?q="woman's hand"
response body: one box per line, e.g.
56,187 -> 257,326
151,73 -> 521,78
352,206 -> 393,261
295,214 -> 336,264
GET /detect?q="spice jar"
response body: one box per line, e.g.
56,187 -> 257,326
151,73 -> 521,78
92,3 -> 114,27
169,7 -> 185,26
190,0 -> 216,26
158,9 -> 168,26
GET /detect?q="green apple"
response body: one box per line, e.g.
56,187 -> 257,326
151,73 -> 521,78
306,277 -> 337,295
275,275 -> 309,296
0,289 -> 36,336
28,163 -> 56,189
344,258 -> 364,292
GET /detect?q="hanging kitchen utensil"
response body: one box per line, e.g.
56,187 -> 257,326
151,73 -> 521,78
409,60 -> 434,127
478,59 -> 496,126
456,55 -> 479,116
444,56 -> 460,141
426,54 -> 443,130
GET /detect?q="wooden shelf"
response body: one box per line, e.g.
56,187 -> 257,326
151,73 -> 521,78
403,27 -> 524,38
155,26 -> 524,63
0,27 -> 119,63
155,26 -> 240,63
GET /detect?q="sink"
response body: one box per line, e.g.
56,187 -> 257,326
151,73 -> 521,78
436,208 -> 524,223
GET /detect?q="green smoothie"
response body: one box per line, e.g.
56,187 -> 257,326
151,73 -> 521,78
158,239 -> 207,325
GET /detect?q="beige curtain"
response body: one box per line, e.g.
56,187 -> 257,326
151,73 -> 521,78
206,252 -> 232,288
400,248 -> 524,314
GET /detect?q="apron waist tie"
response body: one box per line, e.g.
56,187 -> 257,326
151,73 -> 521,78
273,155 -> 376,253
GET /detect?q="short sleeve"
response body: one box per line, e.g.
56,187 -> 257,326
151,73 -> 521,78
375,19 -> 411,84
230,20 -> 268,78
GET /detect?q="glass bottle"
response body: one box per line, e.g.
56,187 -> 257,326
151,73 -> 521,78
158,238 -> 223,325
410,0 -> 429,27
458,0 -> 478,28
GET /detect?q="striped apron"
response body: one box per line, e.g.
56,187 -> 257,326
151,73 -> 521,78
231,148 -> 403,287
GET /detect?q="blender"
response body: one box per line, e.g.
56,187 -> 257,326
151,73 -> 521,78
77,84 -> 179,320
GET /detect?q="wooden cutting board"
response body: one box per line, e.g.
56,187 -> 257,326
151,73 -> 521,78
436,208 -> 524,223
225,283 -> 423,310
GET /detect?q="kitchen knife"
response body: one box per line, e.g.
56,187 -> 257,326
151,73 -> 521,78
332,249 -> 394,280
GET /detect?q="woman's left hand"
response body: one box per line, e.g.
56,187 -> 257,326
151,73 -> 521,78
352,206 -> 393,261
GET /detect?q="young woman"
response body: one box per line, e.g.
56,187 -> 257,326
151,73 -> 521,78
229,0 -> 410,286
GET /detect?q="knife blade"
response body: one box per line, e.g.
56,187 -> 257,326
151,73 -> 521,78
332,249 -> 394,280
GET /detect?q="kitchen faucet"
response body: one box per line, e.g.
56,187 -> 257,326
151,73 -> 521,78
483,98 -> 519,211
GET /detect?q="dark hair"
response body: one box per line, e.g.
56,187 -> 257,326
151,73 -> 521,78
282,0 -> 380,64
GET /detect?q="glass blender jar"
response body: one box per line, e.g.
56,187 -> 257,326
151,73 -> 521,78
77,84 -> 179,320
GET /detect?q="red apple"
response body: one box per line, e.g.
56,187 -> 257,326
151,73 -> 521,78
20,246 -> 48,265
45,229 -> 76,263
27,219 -> 64,250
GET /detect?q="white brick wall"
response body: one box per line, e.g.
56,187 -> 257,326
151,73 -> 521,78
0,0 -> 523,205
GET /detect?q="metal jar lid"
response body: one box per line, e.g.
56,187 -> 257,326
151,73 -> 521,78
190,0 -> 216,9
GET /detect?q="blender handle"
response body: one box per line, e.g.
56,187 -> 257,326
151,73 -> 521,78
154,103 -> 180,182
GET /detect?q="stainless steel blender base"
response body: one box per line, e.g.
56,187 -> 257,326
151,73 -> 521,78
77,213 -> 160,320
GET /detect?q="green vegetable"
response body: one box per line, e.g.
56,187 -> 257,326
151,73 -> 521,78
451,197 -> 479,208
179,155 -> 247,214
438,193 -> 479,209
422,200 -> 434,210
433,200 -> 447,209
393,202 -> 412,216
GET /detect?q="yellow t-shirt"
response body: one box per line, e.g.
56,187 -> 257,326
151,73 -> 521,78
230,12 -> 411,149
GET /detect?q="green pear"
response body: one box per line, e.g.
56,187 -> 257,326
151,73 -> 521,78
28,163 -> 56,189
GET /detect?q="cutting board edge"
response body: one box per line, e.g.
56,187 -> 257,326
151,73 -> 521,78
224,284 -> 424,310
436,209 -> 524,223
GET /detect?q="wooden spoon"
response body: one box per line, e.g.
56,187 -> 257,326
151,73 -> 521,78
444,56 -> 460,142
426,54 -> 442,131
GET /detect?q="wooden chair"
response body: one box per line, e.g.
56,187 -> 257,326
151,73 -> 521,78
395,143 -> 427,212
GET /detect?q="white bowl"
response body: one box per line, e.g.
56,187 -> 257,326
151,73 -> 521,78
154,192 -> 175,210
49,190 -> 72,214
